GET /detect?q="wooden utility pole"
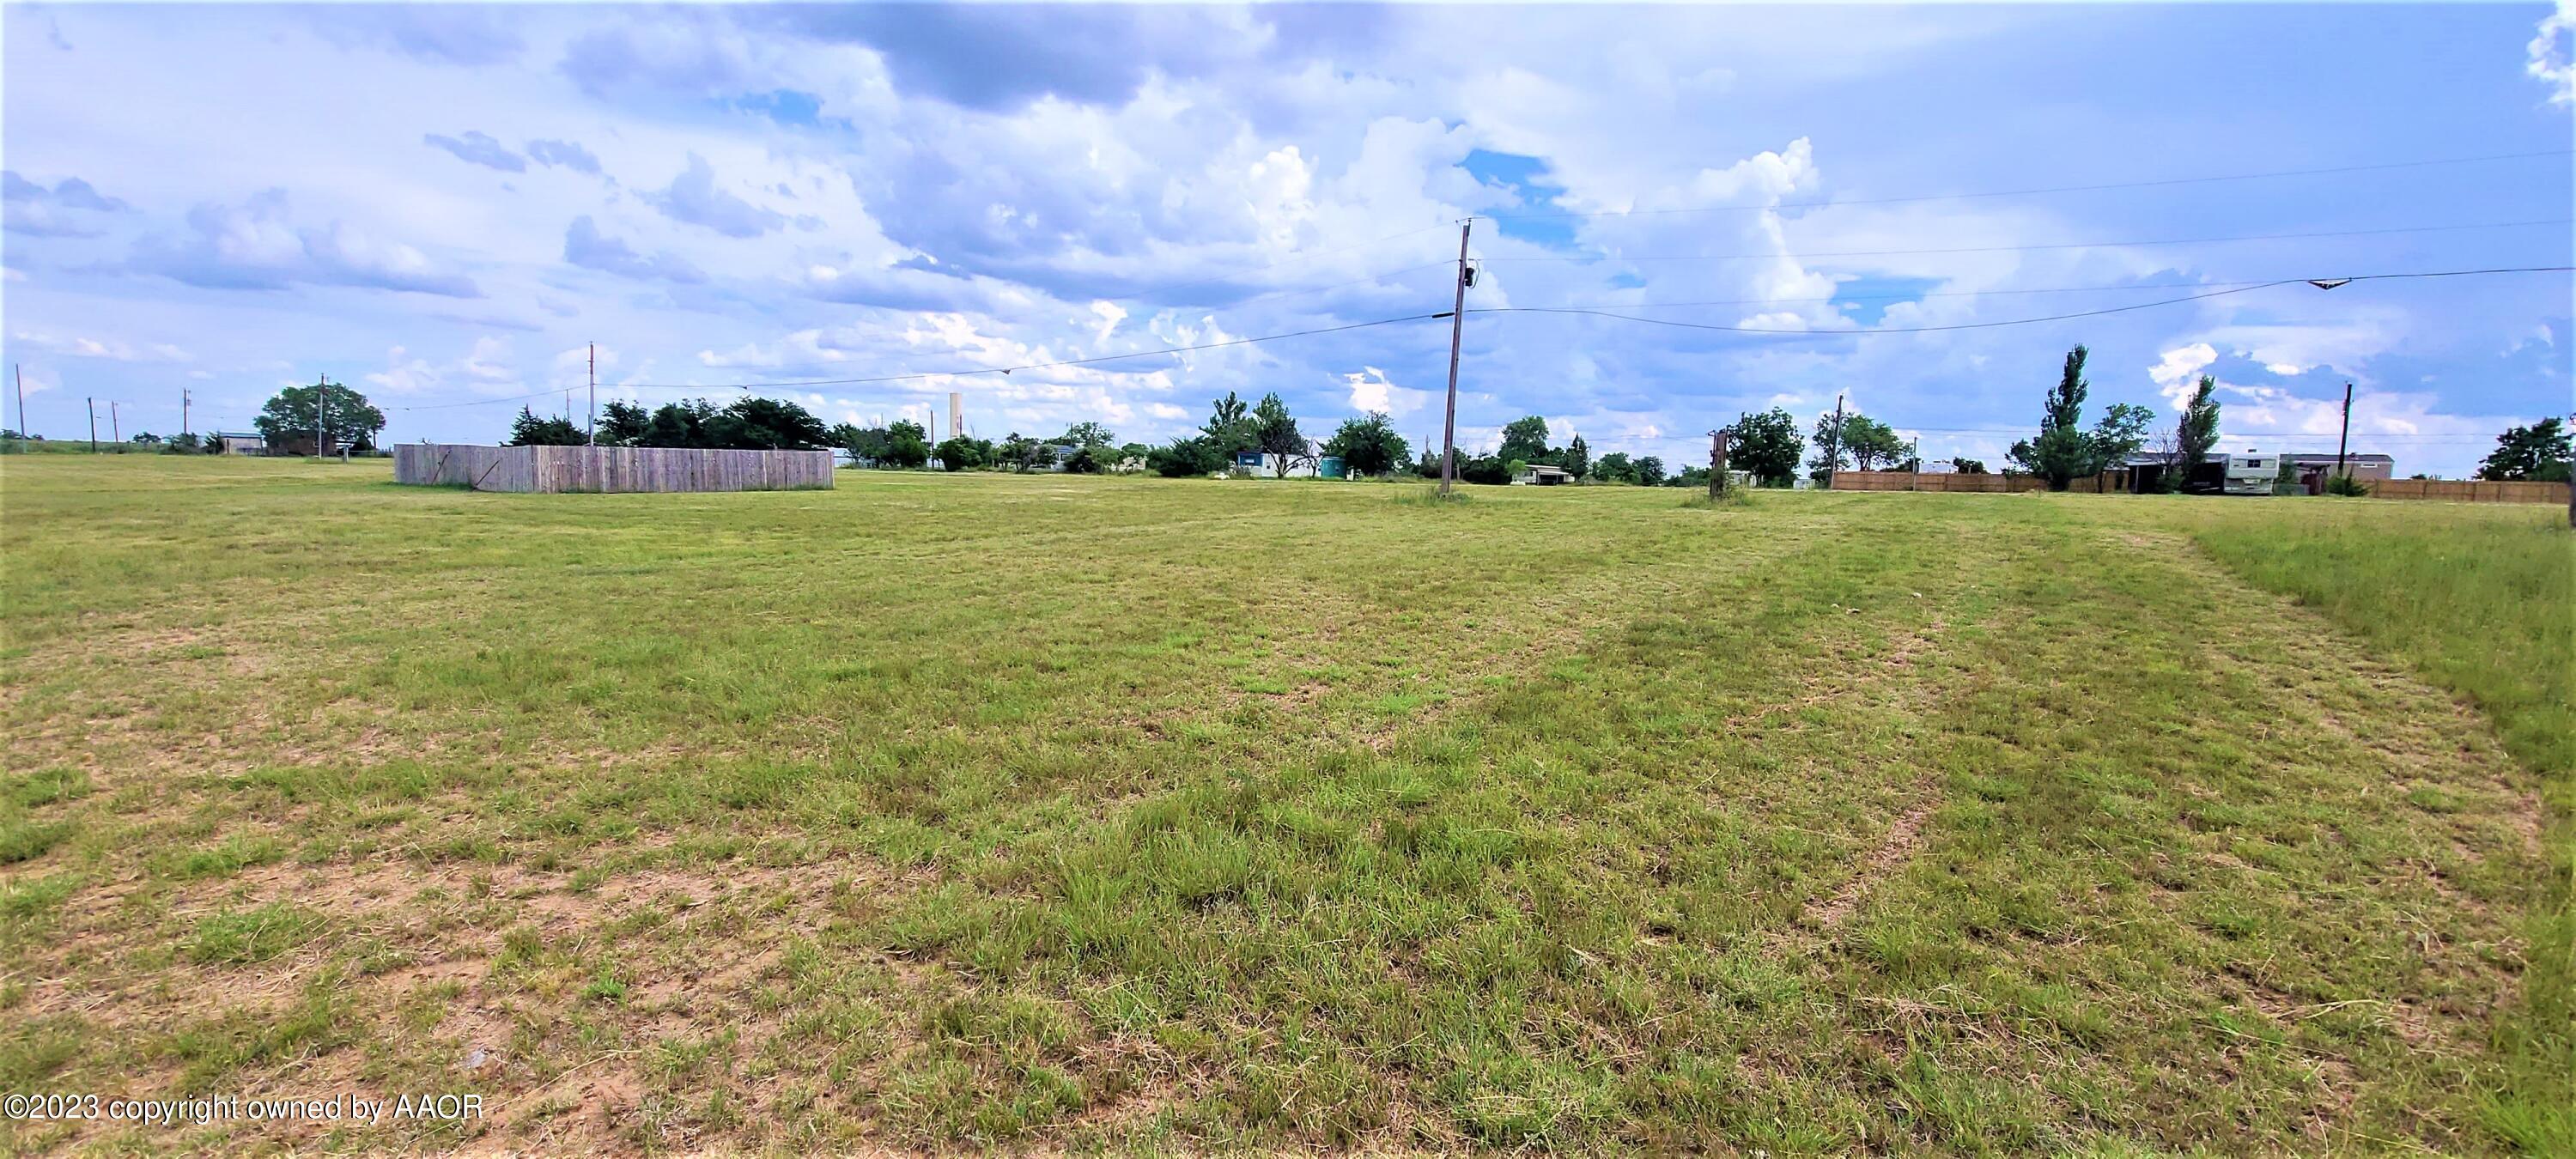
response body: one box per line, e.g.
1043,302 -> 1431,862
1708,429 -> 1729,498
1438,219 -> 1473,495
109,400 -> 120,444
12,364 -> 23,440
1824,392 -> 1845,489
182,388 -> 191,440
315,375 -> 330,459
586,343 -> 597,446
87,397 -> 97,453
2335,381 -> 2353,481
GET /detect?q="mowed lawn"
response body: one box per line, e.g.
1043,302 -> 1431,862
2,455 -> 2566,1154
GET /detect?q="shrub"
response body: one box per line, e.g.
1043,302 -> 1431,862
2324,472 -> 2372,497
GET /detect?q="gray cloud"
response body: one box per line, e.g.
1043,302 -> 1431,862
526,139 -> 603,175
423,130 -> 526,173
126,189 -> 481,297
763,6 -> 1281,111
4,170 -> 131,236
647,154 -> 783,239
307,8 -> 525,66
562,215 -> 706,284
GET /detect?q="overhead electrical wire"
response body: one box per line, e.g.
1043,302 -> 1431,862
1469,265 -> 2575,337
1474,218 -> 2573,264
1484,148 -> 2575,221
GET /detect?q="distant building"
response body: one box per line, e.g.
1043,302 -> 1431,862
1514,464 -> 1575,485
211,430 -> 266,456
2122,450 -> 2395,495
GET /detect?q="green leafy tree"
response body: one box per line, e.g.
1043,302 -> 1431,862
1323,411 -> 1409,476
2088,403 -> 2155,474
879,419 -> 932,468
639,399 -> 716,447
598,401 -> 653,446
1810,410 -> 1901,480
1458,454 -> 1512,485
1055,421 -> 1117,449
506,406 -> 586,446
1563,434 -> 1590,480
997,432 -> 1056,472
1634,455 -> 1667,487
255,380 -> 385,453
1251,392 -> 1309,477
2476,416 -> 2572,482
1498,416 -> 1551,464
934,436 -> 992,470
1149,436 -> 1227,477
1594,451 -> 1635,482
165,432 -> 203,454
2166,375 -> 2222,491
2016,344 -> 2094,489
1722,408 -> 1803,487
703,397 -> 830,449
1950,457 -> 1988,474
1202,392 -> 1255,456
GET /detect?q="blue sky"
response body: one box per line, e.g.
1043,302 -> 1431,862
3,3 -> 2569,476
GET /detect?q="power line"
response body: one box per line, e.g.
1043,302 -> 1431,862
1485,148 -> 2575,222
1521,264 -> 2570,312
390,311 -> 1452,410
1477,218 -> 2571,265
1471,265 -> 2574,337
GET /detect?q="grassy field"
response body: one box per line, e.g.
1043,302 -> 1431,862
2,456 -> 2567,1154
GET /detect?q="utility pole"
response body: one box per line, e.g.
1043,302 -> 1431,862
12,364 -> 23,440
2334,380 -> 2353,481
88,396 -> 98,453
183,387 -> 191,440
315,375 -> 330,459
110,400 -> 121,445
1708,429 -> 1729,498
1824,392 -> 1845,489
1438,218 -> 1473,495
586,343 -> 597,446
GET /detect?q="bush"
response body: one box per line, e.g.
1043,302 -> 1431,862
2324,472 -> 2372,497
1149,437 -> 1227,478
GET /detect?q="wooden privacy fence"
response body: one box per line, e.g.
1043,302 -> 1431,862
2363,478 -> 2569,505
1830,470 -> 2124,494
393,444 -> 835,493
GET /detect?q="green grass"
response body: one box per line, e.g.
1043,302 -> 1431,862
1,455 -> 2567,1153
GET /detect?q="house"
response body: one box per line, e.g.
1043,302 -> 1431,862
1230,445 -> 1324,478
2122,450 -> 2396,495
211,430 -> 266,456
1513,464 -> 1575,485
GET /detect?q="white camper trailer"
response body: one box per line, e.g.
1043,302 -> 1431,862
2221,452 -> 2279,496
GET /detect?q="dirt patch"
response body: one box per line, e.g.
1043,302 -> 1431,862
1803,791 -> 1938,929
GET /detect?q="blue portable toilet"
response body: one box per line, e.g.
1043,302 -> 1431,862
1317,456 -> 1346,479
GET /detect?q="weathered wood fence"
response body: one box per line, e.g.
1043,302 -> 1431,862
1829,470 -> 2124,494
2363,478 -> 2570,505
392,444 -> 835,493
1827,470 -> 2570,505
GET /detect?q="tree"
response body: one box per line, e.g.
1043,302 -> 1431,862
506,406 -> 586,446
1323,412 -> 1408,477
878,419 -> 931,468
1593,451 -> 1635,482
130,432 -> 161,445
598,401 -> 653,446
1499,416 -> 1551,463
997,432 -> 1055,472
1951,457 -> 1987,474
2088,403 -> 2154,475
1458,453 -> 1512,485
2166,374 -> 2221,491
704,397 -> 830,450
2020,344 -> 2093,489
1724,408 -> 1804,487
2476,417 -> 2572,482
1563,434 -> 1590,481
1202,392 -> 1255,456
934,436 -> 992,470
165,432 -> 202,454
255,379 -> 384,453
1150,436 -> 1227,477
1055,421 -> 1117,449
1633,456 -> 1667,487
1251,392 -> 1309,477
639,399 -> 716,448
1810,410 -> 1897,481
